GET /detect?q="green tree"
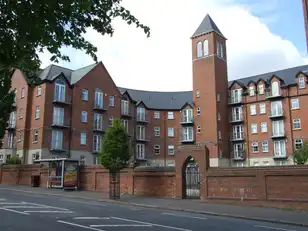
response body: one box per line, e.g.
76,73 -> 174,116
99,119 -> 130,199
292,141 -> 308,165
0,0 -> 150,149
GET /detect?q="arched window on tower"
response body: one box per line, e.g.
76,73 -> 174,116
197,41 -> 202,58
220,43 -> 224,58
271,81 -> 279,96
203,40 -> 209,56
216,41 -> 220,56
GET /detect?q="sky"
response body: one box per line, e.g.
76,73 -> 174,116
39,0 -> 308,91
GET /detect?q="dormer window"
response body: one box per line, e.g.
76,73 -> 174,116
197,41 -> 202,58
249,86 -> 255,96
299,77 -> 306,89
258,84 -> 264,95
271,81 -> 279,96
203,40 -> 209,56
54,79 -> 66,102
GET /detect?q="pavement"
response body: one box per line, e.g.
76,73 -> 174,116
0,185 -> 307,231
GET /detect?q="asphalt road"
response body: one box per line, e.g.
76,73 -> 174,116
0,188 -> 306,231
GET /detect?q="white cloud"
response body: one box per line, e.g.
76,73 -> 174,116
39,0 -> 307,91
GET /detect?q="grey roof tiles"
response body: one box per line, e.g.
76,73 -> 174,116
191,14 -> 224,38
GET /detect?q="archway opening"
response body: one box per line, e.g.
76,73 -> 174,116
182,155 -> 200,199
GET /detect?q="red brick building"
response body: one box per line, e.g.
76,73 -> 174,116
1,14 -> 308,167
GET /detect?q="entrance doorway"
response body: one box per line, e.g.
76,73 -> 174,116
182,156 -> 200,199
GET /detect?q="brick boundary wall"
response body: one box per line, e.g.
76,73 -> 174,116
1,164 -> 308,201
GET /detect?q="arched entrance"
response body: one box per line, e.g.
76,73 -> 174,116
182,156 -> 200,199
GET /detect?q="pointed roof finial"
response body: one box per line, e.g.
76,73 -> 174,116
191,14 -> 224,39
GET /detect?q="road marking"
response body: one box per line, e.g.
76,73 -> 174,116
3,206 -> 46,209
162,212 -> 208,220
60,199 -> 106,206
57,220 -> 105,231
0,207 -> 29,215
90,224 -> 152,227
0,198 -> 5,201
0,202 -> 26,205
254,225 -> 296,231
24,210 -> 73,213
23,202 -> 70,211
111,216 -> 192,231
73,217 -> 110,220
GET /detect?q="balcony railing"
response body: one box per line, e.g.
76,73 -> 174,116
273,151 -> 287,159
93,102 -> 107,111
93,120 -> 107,132
268,108 -> 284,118
136,112 -> 149,123
230,131 -> 245,141
228,97 -> 243,105
271,130 -> 286,138
266,91 -> 283,99
50,142 -> 66,152
121,107 -> 132,117
7,121 -> 16,129
51,118 -> 70,128
53,96 -> 71,105
136,134 -> 150,141
136,150 -> 147,160
230,114 -> 243,123
181,116 -> 194,124
231,151 -> 245,160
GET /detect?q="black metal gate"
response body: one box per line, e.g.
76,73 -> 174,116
183,159 -> 200,199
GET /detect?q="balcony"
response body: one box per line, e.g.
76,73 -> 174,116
135,150 -> 147,160
228,97 -> 243,105
93,102 -> 108,112
268,109 -> 284,119
53,96 -> 71,105
230,114 -> 244,123
230,132 -> 245,142
180,116 -> 194,125
266,92 -> 284,100
271,131 -> 286,139
93,120 -> 107,133
136,134 -> 150,142
12,101 -> 17,110
231,151 -> 245,161
51,118 -> 70,128
136,112 -> 149,123
50,143 -> 67,153
121,107 -> 133,118
7,121 -> 16,130
273,152 -> 287,159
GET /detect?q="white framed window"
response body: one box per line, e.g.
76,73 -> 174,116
203,40 -> 209,56
230,89 -> 242,104
197,41 -> 202,58
261,122 -> 267,133
272,120 -> 285,136
259,103 -> 266,114
109,117 -> 114,126
182,109 -> 193,123
218,130 -> 221,140
136,143 -> 145,159
93,156 -> 99,165
299,77 -> 306,89
181,127 -> 194,141
252,142 -> 258,153
293,119 -> 301,129
21,88 -> 25,98
197,107 -> 201,116
196,90 -> 200,98
8,133 -> 14,148
9,111 -> 16,128
80,156 -> 85,166
232,125 -> 243,140
154,145 -> 160,154
197,125 -> 201,133
154,127 -> 160,136
121,119 -> 128,133
93,135 -> 102,152
270,101 -> 283,116
136,125 -> 145,140
271,81 -> 279,96
220,42 -> 224,58
231,107 -> 242,121
258,84 -> 264,95
216,41 -> 220,56
81,89 -> 88,101
217,112 -> 221,121
168,145 -> 175,155
80,132 -> 87,145
167,112 -> 174,120
81,111 -> 87,123
94,88 -> 103,108
217,93 -> 220,102
19,108 -> 23,119
121,100 -> 129,115
52,130 -> 63,149
154,111 -> 160,119
251,123 -> 258,134
262,141 -> 268,152
37,86 -> 42,96
54,79 -> 66,102
33,129 -> 39,143
35,105 -> 40,119
137,107 -> 146,121
249,86 -> 255,96
274,140 -> 286,157
109,96 -> 115,106
93,113 -> 103,130
17,131 -> 22,142
250,104 -> 256,115
295,139 -> 303,150
291,98 -> 299,109
53,107 -> 64,125
168,128 -> 174,137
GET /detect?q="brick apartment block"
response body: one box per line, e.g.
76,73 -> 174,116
1,14 -> 308,167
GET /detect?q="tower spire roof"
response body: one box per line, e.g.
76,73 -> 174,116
191,14 -> 224,38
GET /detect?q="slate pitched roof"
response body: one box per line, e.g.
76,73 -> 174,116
191,14 -> 224,38
32,62 -> 308,110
